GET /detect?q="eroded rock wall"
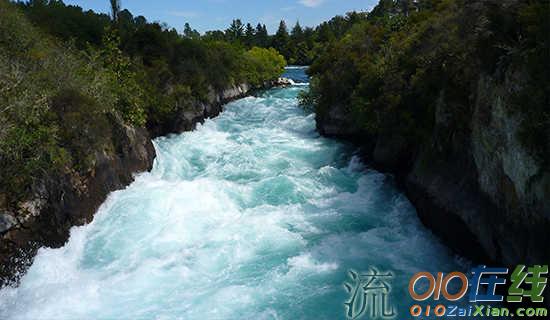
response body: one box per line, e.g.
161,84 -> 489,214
316,69 -> 550,266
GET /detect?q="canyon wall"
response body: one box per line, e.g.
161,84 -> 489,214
316,68 -> 550,267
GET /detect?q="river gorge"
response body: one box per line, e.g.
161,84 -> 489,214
0,68 -> 466,319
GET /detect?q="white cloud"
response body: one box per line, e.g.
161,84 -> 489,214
168,11 -> 199,18
299,0 -> 325,7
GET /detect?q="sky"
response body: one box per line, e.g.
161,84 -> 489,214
62,0 -> 379,34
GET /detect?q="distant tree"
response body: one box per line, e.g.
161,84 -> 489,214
287,21 -> 308,65
303,27 -> 315,47
275,20 -> 288,39
255,23 -> 263,35
254,23 -> 269,47
183,22 -> 192,36
291,21 -> 304,42
369,0 -> 396,18
273,20 -> 289,56
203,30 -> 225,41
226,19 -> 244,42
183,22 -> 200,39
110,0 -> 120,23
134,15 -> 146,26
244,22 -> 255,47
118,9 -> 133,25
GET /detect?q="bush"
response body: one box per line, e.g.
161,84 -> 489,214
243,47 -> 286,86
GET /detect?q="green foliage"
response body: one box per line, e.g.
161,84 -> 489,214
226,19 -> 244,42
243,47 -> 286,86
183,23 -> 200,40
308,0 -> 549,163
109,0 -> 120,23
16,0 -> 110,48
51,88 -> 112,171
0,0 -> 101,196
192,12 -> 369,65
298,77 -> 319,112
272,20 -> 290,59
101,30 -> 147,126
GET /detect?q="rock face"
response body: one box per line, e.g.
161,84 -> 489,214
316,103 -> 365,139
0,82 -> 258,287
148,83 -> 253,138
0,115 -> 155,287
316,70 -> 550,267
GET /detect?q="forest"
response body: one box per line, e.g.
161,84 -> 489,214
201,13 -> 369,66
16,0 -> 370,65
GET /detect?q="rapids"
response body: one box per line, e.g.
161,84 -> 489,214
0,67 -> 464,319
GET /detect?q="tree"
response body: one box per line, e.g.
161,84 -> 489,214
303,27 -> 315,47
287,21 -> 307,64
203,30 -> 225,41
110,0 -> 120,23
183,22 -> 200,39
273,20 -> 289,57
134,15 -> 146,26
226,19 -> 244,42
291,21 -> 304,42
244,22 -> 255,47
243,47 -> 286,86
254,23 -> 269,47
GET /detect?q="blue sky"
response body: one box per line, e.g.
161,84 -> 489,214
63,0 -> 378,34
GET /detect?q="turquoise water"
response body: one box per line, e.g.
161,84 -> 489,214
0,68 -> 464,319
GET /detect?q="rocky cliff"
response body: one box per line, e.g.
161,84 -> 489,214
0,82 -> 256,287
148,83 -> 252,137
316,68 -> 550,267
0,115 -> 155,286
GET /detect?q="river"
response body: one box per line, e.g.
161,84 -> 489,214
0,67 -> 464,319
